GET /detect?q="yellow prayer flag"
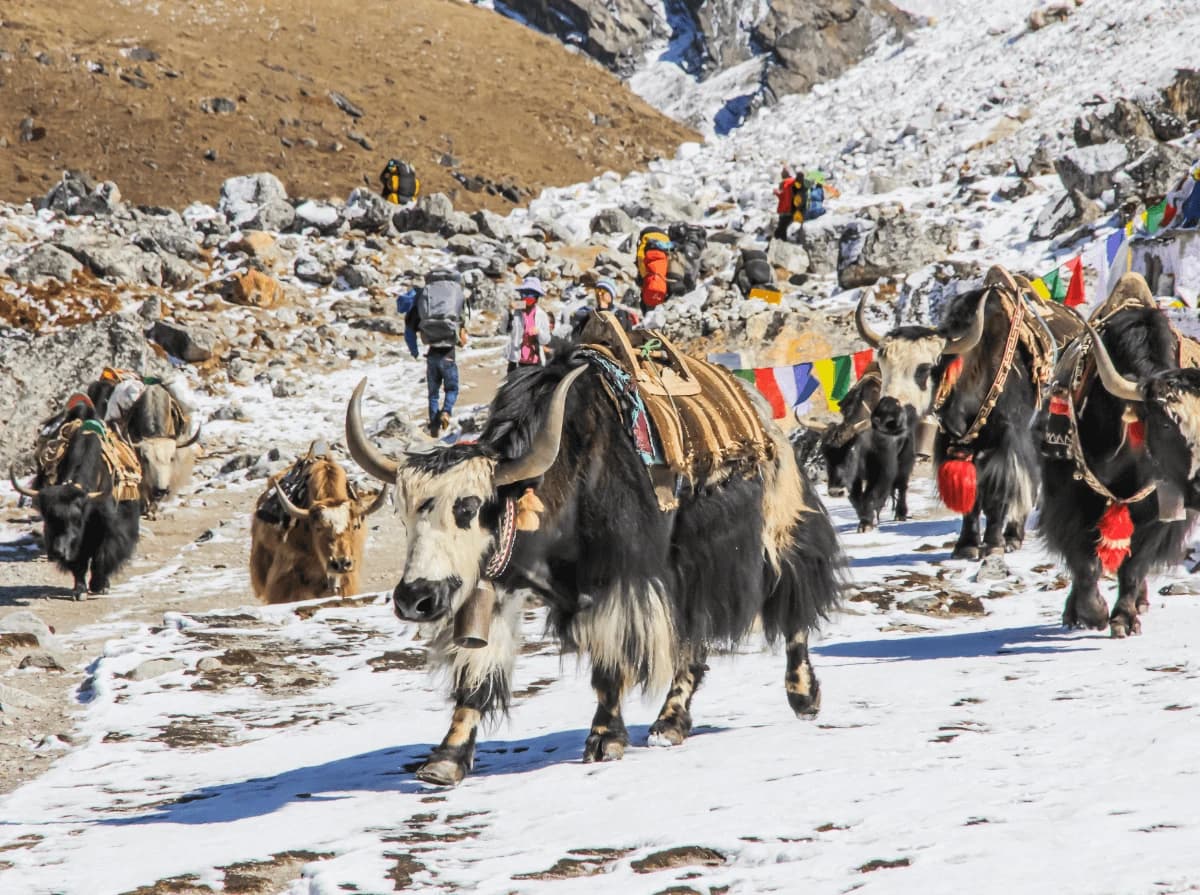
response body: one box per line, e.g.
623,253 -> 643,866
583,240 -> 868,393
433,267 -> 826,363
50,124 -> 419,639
811,357 -> 840,412
1030,278 -> 1052,302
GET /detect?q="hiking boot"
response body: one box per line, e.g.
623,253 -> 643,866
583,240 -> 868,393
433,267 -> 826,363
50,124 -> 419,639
429,416 -> 442,438
437,411 -> 452,436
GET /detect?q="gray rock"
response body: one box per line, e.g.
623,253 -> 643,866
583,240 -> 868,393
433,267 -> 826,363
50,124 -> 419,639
1031,189 -> 1101,241
219,173 -> 294,232
197,656 -> 223,672
837,208 -> 957,289
336,263 -> 383,290
293,199 -> 345,236
128,658 -> 185,681
1054,142 -> 1133,199
295,253 -> 336,286
199,97 -> 237,114
55,230 -> 163,286
498,0 -> 658,78
1073,99 -> 1156,147
590,207 -> 633,235
329,91 -> 365,119
131,213 -> 203,260
344,188 -> 392,234
766,237 -> 810,275
393,192 -> 456,235
5,244 -> 82,283
219,452 -> 257,474
799,214 -> 854,275
471,208 -> 511,241
150,320 -> 218,363
1116,140 -> 1193,203
18,653 -> 66,672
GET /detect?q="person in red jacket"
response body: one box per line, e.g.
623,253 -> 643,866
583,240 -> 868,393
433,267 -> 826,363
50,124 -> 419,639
773,166 -> 796,240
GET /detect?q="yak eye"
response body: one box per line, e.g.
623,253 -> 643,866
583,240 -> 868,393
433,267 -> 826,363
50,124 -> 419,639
418,497 -> 435,514
915,364 -> 932,390
453,496 -> 482,530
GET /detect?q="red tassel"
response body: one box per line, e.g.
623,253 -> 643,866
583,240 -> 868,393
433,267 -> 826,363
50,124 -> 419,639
1126,420 -> 1144,450
937,458 -> 977,514
1096,503 -> 1133,573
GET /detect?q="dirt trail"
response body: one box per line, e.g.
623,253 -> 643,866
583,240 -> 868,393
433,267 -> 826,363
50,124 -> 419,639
0,0 -> 696,211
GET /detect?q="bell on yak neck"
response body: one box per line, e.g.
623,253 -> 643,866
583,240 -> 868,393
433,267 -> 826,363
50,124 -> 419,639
453,579 -> 497,649
1156,479 -> 1186,523
914,415 -> 938,459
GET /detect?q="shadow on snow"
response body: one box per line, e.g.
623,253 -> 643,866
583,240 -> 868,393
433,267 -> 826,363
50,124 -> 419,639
816,624 -> 1101,662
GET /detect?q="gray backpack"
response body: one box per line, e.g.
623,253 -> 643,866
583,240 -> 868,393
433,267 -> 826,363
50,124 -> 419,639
416,270 -> 465,348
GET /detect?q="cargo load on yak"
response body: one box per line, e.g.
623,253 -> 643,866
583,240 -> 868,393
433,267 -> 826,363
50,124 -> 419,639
34,418 -> 142,502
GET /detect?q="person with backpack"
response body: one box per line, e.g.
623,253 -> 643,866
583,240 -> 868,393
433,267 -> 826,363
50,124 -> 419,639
804,172 -> 827,221
791,171 -> 808,227
404,269 -> 467,437
502,277 -> 552,373
773,166 -> 796,240
380,159 -> 420,205
635,227 -> 672,314
571,277 -> 639,338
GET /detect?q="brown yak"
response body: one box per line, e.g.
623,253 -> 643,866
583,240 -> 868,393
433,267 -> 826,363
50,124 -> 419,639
250,446 -> 388,604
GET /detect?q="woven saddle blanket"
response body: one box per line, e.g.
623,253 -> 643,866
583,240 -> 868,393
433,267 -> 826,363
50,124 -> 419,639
37,418 -> 142,502
579,313 -> 772,508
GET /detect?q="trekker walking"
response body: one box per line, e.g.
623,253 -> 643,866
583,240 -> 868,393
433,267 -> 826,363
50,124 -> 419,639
502,277 -> 552,373
773,166 -> 796,240
405,269 -> 467,438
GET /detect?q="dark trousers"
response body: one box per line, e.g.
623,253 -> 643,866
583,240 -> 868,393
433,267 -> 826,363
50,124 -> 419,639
774,214 -> 792,240
427,350 -> 459,423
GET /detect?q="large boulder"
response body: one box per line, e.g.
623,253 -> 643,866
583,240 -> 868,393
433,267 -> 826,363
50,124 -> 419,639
1073,99 -> 1156,147
590,207 -> 634,235
149,319 -> 218,362
837,207 -> 957,289
55,230 -> 163,286
343,188 -> 393,234
218,173 -> 294,232
766,237 -> 810,276
497,0 -> 658,78
799,214 -> 854,276
1030,189 -> 1101,241
5,244 -> 83,284
1115,140 -> 1193,202
292,200 -> 345,236
0,314 -> 166,471
1054,142 -> 1135,199
129,211 -> 203,260
38,171 -> 123,217
471,209 -> 512,241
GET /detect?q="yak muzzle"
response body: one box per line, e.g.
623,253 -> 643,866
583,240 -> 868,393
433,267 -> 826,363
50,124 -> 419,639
393,576 -> 461,623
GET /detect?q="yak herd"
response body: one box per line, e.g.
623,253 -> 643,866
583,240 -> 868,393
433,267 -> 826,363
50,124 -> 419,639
9,266 -> 1200,785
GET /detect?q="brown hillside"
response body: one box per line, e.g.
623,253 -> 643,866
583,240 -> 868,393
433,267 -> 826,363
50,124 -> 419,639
0,0 -> 696,211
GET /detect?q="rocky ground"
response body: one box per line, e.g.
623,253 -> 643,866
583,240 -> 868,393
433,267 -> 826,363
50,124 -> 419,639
0,0 -> 694,211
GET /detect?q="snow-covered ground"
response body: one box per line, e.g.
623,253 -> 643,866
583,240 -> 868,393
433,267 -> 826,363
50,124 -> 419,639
3,475 -> 1200,894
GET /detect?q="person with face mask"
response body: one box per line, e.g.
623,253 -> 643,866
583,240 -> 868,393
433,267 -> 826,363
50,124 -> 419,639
501,277 -> 552,373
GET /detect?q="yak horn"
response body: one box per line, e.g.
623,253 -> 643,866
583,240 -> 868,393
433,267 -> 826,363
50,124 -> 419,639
10,467 -> 39,498
1084,318 -> 1142,403
273,481 -> 310,519
345,378 -> 400,484
494,365 -> 587,488
176,421 -> 202,448
363,485 -> 390,516
855,290 -> 883,348
942,291 -> 987,356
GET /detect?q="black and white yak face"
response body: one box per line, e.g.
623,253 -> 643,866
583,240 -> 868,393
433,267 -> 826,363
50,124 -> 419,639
855,289 -> 986,417
344,367 -> 585,625
1089,335 -> 1200,509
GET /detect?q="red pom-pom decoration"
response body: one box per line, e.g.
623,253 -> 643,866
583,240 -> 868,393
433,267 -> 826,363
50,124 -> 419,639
1096,502 -> 1134,573
1126,419 -> 1145,450
937,458 -> 977,514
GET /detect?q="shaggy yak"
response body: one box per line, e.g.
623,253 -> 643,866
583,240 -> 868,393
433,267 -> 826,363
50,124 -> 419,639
122,383 -> 201,516
1038,284 -> 1200,637
11,423 -> 139,598
346,348 -> 844,786
250,447 -> 388,604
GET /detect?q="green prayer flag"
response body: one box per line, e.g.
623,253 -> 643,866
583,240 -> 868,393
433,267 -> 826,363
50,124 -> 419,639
734,369 -> 756,386
830,355 -> 853,401
1041,267 -> 1068,303
1145,199 -> 1167,234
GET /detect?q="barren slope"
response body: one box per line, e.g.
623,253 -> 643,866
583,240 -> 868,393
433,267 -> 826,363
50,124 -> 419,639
0,0 -> 696,211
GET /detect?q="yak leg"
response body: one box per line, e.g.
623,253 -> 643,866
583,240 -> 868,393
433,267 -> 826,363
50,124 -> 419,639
1110,563 -> 1147,639
648,645 -> 708,748
1003,518 -> 1026,553
583,665 -> 629,763
785,629 -> 821,718
952,508 -> 983,560
980,491 -> 1010,558
1062,554 -> 1108,630
66,558 -> 89,600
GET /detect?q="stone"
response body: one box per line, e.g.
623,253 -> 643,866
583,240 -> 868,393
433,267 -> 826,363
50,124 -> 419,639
199,96 -> 237,114
294,253 -> 336,286
150,320 -> 218,363
293,199 -> 345,236
471,208 -> 512,241
837,208 -> 958,290
393,193 -> 476,236
39,171 -> 123,216
128,657 -> 185,681
1030,190 -> 1100,241
344,188 -> 393,234
196,656 -> 223,672
159,253 -> 199,289
230,230 -> 277,260
55,230 -> 163,286
218,172 -> 294,232
766,238 -> 810,275
5,244 -> 82,284
227,269 -> 285,308
336,263 -> 383,290
328,91 -> 365,118
1054,142 -> 1133,200
798,214 -> 854,276
1073,99 -> 1156,147
139,296 -> 163,320
18,653 -> 66,672
1116,140 -> 1193,203
130,213 -> 203,260
589,207 -> 633,235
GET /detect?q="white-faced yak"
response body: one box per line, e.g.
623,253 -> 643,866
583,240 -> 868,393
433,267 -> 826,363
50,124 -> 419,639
1037,275 -> 1200,637
345,347 -> 844,786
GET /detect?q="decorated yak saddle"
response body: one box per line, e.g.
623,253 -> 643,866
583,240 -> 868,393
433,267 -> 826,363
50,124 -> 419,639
577,311 -> 772,510
36,416 -> 142,502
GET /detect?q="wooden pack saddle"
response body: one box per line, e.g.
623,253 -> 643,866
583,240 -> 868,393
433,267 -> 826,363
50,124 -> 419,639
579,312 -> 772,508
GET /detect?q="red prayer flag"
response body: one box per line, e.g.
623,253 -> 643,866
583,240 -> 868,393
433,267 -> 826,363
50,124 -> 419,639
852,348 -> 874,378
1064,255 -> 1085,308
1162,203 -> 1178,229
754,368 -> 787,419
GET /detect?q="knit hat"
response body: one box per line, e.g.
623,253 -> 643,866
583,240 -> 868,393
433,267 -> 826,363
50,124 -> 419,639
594,277 -> 618,299
517,276 -> 545,297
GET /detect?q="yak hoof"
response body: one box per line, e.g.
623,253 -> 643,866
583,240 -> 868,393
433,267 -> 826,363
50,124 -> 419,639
857,520 -> 876,534
583,731 -> 627,763
1005,536 -> 1024,553
647,718 -> 690,748
952,544 -> 981,561
72,591 -> 88,602
415,758 -> 467,787
788,683 -> 822,720
1110,615 -> 1142,639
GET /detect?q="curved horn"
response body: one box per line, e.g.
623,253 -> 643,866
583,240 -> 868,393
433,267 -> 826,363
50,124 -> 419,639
176,421 -> 201,448
362,485 -> 390,517
273,480 -> 311,519
345,378 -> 400,484
942,291 -> 987,356
1083,318 -> 1142,403
10,467 -> 39,499
494,365 -> 588,488
855,290 -> 883,349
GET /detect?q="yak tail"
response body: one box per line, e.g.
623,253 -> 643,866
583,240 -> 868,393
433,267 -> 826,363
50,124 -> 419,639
761,472 -> 845,642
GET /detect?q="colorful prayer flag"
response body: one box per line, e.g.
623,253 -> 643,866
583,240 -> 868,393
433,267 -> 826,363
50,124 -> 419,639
753,368 -> 787,419
811,358 -> 840,412
852,348 -> 874,378
1064,255 -> 1085,308
830,355 -> 854,401
1144,199 -> 1167,234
